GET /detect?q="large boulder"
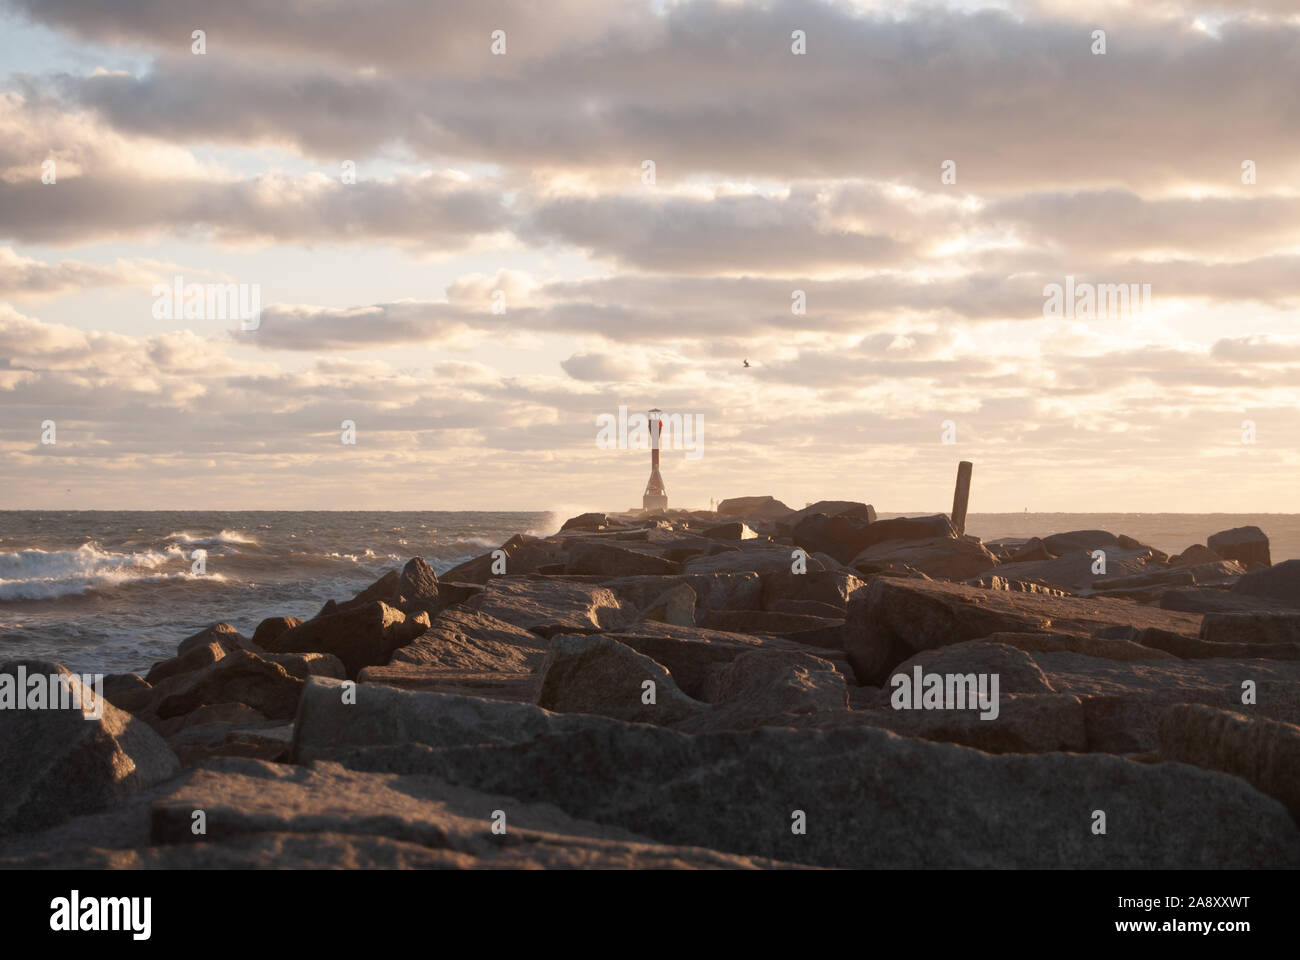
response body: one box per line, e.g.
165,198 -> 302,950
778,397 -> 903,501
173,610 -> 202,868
783,501 -> 877,531
1158,705 -> 1300,819
601,573 -> 762,619
688,650 -> 847,730
320,569 -> 401,617
797,513 -> 955,565
1010,538 -> 1052,562
1169,544 -> 1221,568
101,673 -> 153,713
843,577 -> 1201,685
1200,612 -> 1300,645
154,650 -> 305,721
976,547 -> 1154,593
1041,530 -> 1118,556
698,609 -> 844,648
261,651 -> 348,680
851,536 -> 998,581
177,622 -> 249,657
761,568 -> 864,612
292,680 -> 627,763
251,617 -> 303,649
891,640 -> 1056,695
388,607 -> 545,670
1232,559 -> 1300,606
716,496 -> 794,523
362,607 -> 546,699
845,579 -> 1050,684
165,720 -> 292,768
685,547 -> 824,576
440,535 -> 556,584
1088,560 -> 1243,599
849,692 -> 1087,754
264,600 -> 419,678
565,541 -> 680,577
599,621 -> 846,699
1207,525 -> 1271,568
636,583 -> 697,626
467,579 -> 630,637
395,557 -> 440,615
536,635 -> 706,726
331,714 -> 1300,867
0,660 -> 179,835
560,512 -> 609,532
146,639 -> 226,685
146,756 -> 800,869
1032,650 -> 1300,752
1132,626 -> 1300,661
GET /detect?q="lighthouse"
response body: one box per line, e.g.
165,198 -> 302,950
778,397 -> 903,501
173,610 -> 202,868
642,407 -> 668,513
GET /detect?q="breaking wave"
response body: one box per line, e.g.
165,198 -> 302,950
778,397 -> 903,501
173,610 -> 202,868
0,542 -> 203,601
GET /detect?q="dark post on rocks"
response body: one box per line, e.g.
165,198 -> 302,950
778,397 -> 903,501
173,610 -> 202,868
951,461 -> 974,537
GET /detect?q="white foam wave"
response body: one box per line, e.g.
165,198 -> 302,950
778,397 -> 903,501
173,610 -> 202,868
0,542 -> 215,601
165,529 -> 259,547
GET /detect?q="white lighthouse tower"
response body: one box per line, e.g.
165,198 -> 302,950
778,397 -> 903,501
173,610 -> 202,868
642,407 -> 668,513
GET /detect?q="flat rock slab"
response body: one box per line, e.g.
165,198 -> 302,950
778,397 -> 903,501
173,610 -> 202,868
388,607 -> 545,671
292,679 -> 630,764
1158,705 -> 1300,820
1031,650 -> 1300,752
1231,559 -> 1300,606
147,757 -> 803,869
333,721 -> 1300,868
467,579 -> 630,637
1161,587 -> 1296,615
980,548 -> 1154,593
842,692 -> 1088,754
600,573 -> 762,619
564,540 -> 681,577
845,577 -> 1201,684
1200,612 -> 1300,645
357,666 -> 538,702
685,548 -> 824,576
599,621 -> 850,699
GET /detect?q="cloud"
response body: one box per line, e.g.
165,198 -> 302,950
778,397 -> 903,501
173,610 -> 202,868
0,246 -> 163,296
22,3 -> 1300,189
0,167 -> 513,248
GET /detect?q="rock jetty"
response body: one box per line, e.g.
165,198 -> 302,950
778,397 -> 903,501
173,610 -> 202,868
3,502 -> 1299,868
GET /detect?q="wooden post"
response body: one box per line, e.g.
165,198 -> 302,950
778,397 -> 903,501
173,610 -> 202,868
951,460 -> 973,536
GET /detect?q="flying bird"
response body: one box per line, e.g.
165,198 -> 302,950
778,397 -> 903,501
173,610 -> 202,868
742,359 -> 751,368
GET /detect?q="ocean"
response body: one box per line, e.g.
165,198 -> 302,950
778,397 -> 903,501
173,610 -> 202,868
1,510 -> 1296,675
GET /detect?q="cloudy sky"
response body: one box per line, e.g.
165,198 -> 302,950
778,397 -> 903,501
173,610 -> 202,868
1,0 -> 1297,513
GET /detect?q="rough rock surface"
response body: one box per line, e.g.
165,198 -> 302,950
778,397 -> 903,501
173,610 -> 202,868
1157,705 -> 1300,819
467,579 -> 630,637
1207,525 -> 1271,568
330,718 -> 1300,868
844,577 -> 1201,685
535,634 -> 706,725
265,601 -> 419,678
0,660 -> 179,836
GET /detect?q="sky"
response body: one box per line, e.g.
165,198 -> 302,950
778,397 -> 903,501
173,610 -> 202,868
1,0 -> 1298,513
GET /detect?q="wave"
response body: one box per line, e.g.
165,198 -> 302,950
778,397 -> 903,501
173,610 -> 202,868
0,542 -> 221,601
165,529 -> 260,547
